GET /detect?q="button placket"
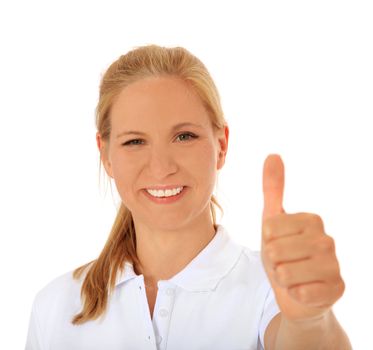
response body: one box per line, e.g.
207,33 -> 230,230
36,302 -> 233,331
166,288 -> 175,296
137,277 -> 157,348
155,334 -> 163,345
158,308 -> 169,318
152,282 -> 176,350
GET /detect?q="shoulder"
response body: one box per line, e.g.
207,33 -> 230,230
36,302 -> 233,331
217,224 -> 269,286
230,244 -> 277,307
26,269 -> 89,348
219,238 -> 272,297
32,268 -> 85,317
36,269 -> 82,297
240,246 -> 267,278
241,246 -> 262,262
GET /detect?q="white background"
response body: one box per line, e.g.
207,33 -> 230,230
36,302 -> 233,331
0,0 -> 372,348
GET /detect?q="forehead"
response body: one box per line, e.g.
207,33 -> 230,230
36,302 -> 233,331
110,76 -> 211,128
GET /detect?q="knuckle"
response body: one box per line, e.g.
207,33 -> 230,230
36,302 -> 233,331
318,236 -> 335,252
309,213 -> 323,227
298,212 -> 324,230
263,220 -> 275,241
265,243 -> 279,261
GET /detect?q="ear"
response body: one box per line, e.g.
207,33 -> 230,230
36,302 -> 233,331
96,132 -> 114,179
216,125 -> 229,170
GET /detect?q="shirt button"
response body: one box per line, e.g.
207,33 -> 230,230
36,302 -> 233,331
156,334 -> 162,344
166,288 -> 174,296
159,308 -> 169,318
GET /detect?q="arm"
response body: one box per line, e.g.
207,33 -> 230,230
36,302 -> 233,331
266,310 -> 352,350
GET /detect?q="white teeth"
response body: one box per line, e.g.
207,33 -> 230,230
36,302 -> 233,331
147,187 -> 184,198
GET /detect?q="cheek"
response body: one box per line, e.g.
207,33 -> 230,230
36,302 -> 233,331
110,150 -> 138,177
109,155 -> 137,197
193,144 -> 218,184
200,143 -> 218,169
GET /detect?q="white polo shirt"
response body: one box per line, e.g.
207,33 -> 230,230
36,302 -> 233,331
26,224 -> 280,350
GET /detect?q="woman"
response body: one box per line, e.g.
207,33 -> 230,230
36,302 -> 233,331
26,44 -> 352,349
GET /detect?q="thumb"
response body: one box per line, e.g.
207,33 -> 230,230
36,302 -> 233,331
262,154 -> 286,221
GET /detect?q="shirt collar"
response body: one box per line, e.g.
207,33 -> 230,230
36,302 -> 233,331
115,224 -> 244,292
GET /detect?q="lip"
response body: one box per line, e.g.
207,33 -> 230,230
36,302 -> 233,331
144,185 -> 185,191
143,186 -> 188,204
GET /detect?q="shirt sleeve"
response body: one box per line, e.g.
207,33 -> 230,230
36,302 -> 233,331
258,286 -> 281,350
25,297 -> 44,350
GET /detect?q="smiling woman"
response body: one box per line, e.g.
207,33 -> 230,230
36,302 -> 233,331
97,72 -> 228,237
25,44 -> 351,350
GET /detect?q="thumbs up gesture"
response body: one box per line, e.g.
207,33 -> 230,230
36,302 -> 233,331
261,154 -> 345,322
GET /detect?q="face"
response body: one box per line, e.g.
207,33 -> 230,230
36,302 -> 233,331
97,76 -> 229,231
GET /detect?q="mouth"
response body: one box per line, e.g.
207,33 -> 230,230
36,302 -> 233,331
142,186 -> 188,204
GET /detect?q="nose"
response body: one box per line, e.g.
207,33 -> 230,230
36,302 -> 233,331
147,145 -> 178,178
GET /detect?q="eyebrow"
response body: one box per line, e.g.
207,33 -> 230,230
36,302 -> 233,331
116,122 -> 203,139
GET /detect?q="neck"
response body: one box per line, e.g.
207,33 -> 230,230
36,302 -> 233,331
133,216 -> 217,286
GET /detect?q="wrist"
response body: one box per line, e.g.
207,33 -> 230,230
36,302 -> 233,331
276,310 -> 352,350
282,310 -> 331,331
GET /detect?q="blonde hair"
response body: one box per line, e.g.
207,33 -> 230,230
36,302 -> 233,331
71,44 -> 227,325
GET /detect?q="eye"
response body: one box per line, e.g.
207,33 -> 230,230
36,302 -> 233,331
121,132 -> 198,147
176,132 -> 198,142
122,139 -> 144,146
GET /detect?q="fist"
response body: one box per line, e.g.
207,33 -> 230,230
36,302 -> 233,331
261,154 -> 345,322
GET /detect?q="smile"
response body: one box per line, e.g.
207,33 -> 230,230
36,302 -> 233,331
146,186 -> 184,198
143,186 -> 188,204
